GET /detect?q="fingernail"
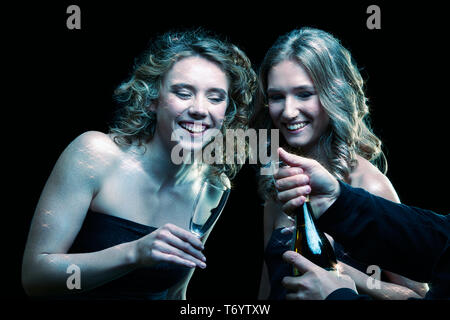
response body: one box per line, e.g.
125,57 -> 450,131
200,262 -> 207,269
283,251 -> 294,261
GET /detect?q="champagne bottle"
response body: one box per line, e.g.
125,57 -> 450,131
292,196 -> 337,275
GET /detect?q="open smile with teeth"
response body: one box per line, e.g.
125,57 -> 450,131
179,122 -> 208,134
286,122 -> 309,131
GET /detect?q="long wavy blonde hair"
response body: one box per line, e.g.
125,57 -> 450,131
109,29 -> 257,180
254,27 -> 387,200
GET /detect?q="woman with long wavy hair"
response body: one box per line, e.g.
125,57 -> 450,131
254,27 -> 428,300
22,29 -> 257,300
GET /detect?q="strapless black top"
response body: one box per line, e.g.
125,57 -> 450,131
65,210 -> 190,300
264,227 -> 370,300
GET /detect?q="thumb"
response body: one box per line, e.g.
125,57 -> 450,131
278,147 -> 315,171
282,250 -> 320,275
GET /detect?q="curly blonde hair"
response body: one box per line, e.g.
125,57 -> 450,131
253,27 -> 387,200
110,29 -> 257,179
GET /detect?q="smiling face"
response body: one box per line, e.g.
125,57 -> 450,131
152,56 -> 229,152
267,59 -> 329,153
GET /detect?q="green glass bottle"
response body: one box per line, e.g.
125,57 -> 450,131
292,196 -> 337,275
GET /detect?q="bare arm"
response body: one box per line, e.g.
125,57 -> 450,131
22,132 -> 205,297
338,261 -> 424,299
22,132 -> 140,296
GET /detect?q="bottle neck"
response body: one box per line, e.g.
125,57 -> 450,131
297,195 -> 313,225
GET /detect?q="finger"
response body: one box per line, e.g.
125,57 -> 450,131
277,186 -> 311,202
273,167 -> 303,180
282,197 -> 306,213
280,226 -> 295,235
151,250 -> 197,268
275,174 -> 310,191
282,251 -> 320,275
165,223 -> 204,250
281,276 -> 301,291
278,147 -> 315,170
154,240 -> 207,269
157,229 -> 206,262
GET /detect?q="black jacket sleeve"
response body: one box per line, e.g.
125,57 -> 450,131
317,181 -> 450,300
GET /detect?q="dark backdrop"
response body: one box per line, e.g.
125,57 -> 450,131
5,0 -> 447,312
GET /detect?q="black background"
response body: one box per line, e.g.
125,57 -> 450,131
4,0 -> 448,315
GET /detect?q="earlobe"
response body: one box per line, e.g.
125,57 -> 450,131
149,101 -> 157,112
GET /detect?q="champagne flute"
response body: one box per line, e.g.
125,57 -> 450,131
189,174 -> 231,238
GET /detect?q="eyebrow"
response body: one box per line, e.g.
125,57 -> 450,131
170,83 -> 228,96
267,85 -> 316,93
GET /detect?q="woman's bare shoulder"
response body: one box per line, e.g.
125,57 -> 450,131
69,131 -> 120,154
66,131 -> 123,161
350,155 -> 400,202
56,131 -> 123,179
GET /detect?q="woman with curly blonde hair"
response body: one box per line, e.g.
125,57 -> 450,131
255,27 -> 428,300
22,29 -> 256,300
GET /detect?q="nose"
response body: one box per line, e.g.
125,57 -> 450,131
188,96 -> 208,119
281,95 -> 299,120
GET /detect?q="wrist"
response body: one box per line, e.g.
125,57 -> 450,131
118,240 -> 140,268
312,179 -> 340,219
330,178 -> 341,205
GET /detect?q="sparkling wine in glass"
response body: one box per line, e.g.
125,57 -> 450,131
189,174 -> 230,237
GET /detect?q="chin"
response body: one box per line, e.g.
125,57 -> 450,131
177,141 -> 204,153
282,136 -> 309,150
